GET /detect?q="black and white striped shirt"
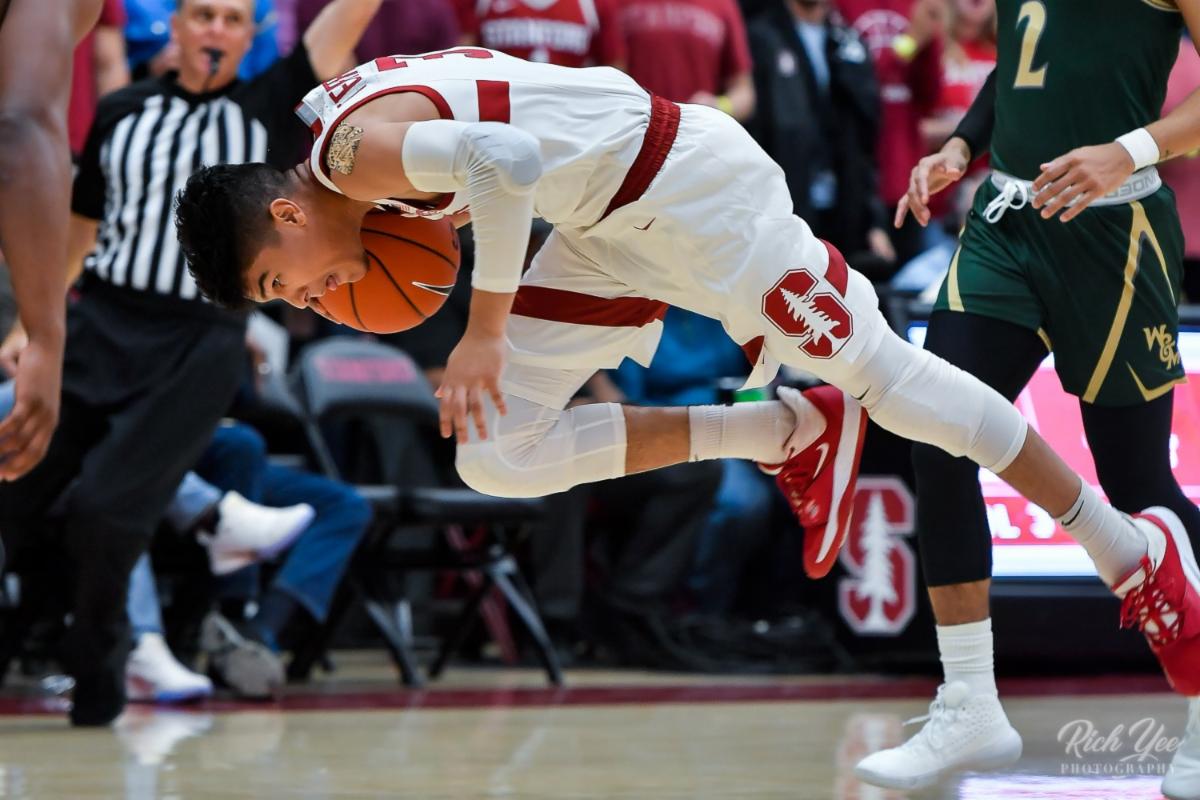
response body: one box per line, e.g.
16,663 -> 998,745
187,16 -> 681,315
71,46 -> 316,306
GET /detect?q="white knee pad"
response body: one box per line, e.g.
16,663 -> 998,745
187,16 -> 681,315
844,331 -> 1028,472
456,394 -> 627,498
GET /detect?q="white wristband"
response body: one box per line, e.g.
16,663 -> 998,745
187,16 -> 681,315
1115,127 -> 1160,171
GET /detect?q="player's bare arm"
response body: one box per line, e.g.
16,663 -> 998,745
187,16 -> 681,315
0,215 -> 99,377
331,96 -> 543,441
301,0 -> 384,81
1034,0 -> 1200,222
0,0 -> 101,480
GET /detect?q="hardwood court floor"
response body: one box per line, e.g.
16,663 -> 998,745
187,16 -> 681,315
0,656 -> 1186,799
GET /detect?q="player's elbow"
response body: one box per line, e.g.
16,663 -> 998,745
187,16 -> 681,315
0,110 -> 57,182
464,123 -> 543,194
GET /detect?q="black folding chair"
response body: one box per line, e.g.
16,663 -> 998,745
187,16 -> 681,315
287,336 -> 563,687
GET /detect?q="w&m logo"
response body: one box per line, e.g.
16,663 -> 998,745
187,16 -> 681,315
1144,324 -> 1181,370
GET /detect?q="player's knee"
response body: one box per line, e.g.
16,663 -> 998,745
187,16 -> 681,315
854,333 -> 1025,470
455,440 -> 536,498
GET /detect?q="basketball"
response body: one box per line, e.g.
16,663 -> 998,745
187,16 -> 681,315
318,210 -> 461,334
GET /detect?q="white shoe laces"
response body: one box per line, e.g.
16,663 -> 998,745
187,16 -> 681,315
900,684 -> 962,753
982,179 -> 1030,224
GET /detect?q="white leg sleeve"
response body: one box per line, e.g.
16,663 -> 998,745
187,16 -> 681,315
840,330 -> 1028,473
456,394 -> 628,498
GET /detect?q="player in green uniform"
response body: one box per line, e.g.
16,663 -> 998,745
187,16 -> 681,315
855,1 -> 1200,796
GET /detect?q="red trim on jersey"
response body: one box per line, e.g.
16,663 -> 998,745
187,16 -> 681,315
740,336 -> 764,368
476,80 -> 511,123
820,239 -> 848,296
599,95 -> 680,221
511,285 -> 668,328
315,85 -> 457,212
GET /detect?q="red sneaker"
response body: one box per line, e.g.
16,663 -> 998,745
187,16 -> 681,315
1117,507 -> 1200,695
760,385 -> 867,579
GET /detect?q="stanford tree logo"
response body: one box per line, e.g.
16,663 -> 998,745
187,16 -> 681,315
762,268 -> 854,359
838,478 -> 916,636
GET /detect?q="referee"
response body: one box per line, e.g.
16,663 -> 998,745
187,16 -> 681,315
0,0 -> 379,726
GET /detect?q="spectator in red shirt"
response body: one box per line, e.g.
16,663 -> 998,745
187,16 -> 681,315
620,0 -> 756,121
459,0 -> 625,68
920,0 -> 994,223
68,0 -> 130,157
836,0 -> 946,262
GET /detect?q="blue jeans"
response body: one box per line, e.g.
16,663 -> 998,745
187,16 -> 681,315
196,423 -> 371,622
127,554 -> 164,637
687,460 -> 774,614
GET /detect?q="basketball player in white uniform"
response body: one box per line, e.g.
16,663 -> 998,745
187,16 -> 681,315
174,48 -> 1200,702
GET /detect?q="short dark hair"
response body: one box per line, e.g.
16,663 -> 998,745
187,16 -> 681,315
174,163 -> 287,309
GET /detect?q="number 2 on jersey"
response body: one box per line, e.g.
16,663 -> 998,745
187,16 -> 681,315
1014,0 -> 1048,89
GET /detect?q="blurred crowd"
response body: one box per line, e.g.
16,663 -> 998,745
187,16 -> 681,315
2,0 -> 1200,719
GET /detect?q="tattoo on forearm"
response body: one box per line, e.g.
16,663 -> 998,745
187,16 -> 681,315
328,123 -> 365,176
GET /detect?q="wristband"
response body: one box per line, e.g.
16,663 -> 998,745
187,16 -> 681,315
716,95 -> 734,115
1115,127 -> 1160,171
892,33 -> 918,61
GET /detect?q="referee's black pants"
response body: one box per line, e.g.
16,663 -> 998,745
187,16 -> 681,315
0,285 -> 245,725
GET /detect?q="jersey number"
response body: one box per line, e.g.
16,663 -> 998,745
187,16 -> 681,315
374,48 -> 494,72
1014,0 -> 1048,89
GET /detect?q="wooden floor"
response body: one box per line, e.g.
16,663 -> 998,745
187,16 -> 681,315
0,656 -> 1186,799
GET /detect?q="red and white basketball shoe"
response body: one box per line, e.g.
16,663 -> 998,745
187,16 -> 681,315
1116,507 -> 1200,696
759,385 -> 867,579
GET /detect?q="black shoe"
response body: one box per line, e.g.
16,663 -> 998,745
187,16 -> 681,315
60,625 -> 128,727
671,611 -> 843,674
593,602 -> 716,671
70,668 -> 126,726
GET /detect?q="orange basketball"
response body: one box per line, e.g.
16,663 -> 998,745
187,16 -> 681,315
319,210 -> 461,334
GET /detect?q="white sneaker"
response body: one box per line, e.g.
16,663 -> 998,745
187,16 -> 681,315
1164,697 -> 1200,800
126,633 -> 213,703
853,682 -> 1023,791
201,492 -> 315,576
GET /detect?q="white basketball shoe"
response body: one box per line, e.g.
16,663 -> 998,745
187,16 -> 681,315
200,492 -> 314,575
1164,697 -> 1200,800
126,632 -> 213,703
853,681 -> 1023,791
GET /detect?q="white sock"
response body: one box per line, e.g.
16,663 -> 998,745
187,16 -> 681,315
936,619 -> 997,696
687,400 -> 817,463
1058,481 -> 1155,588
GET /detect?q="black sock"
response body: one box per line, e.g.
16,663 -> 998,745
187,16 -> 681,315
195,505 -> 220,535
219,598 -> 247,621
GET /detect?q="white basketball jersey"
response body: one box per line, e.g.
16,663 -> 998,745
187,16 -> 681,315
295,47 -> 653,227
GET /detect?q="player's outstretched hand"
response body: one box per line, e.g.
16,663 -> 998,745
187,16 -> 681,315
1032,143 -> 1135,223
0,337 -> 62,481
895,149 -> 967,228
437,331 -> 508,441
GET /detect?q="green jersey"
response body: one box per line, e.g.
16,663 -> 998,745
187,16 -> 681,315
991,0 -> 1183,179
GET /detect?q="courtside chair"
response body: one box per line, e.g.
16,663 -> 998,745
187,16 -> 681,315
288,336 -> 563,687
